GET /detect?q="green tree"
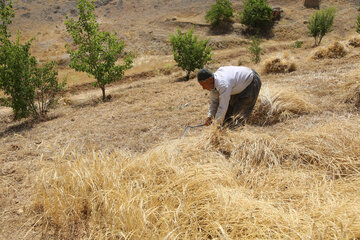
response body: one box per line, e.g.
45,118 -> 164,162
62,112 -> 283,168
33,62 -> 66,117
0,37 -> 37,119
65,0 -> 133,101
238,0 -> 273,32
170,28 -> 212,80
0,1 -> 65,120
356,13 -> 360,34
0,0 -> 14,40
307,7 -> 336,46
248,37 -> 262,63
205,0 -> 234,28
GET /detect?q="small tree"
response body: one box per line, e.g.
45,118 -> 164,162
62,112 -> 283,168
65,0 -> 133,101
0,0 -> 14,40
248,37 -> 262,63
32,62 -> 66,117
170,28 -> 212,80
0,1 -> 65,120
0,37 -> 37,119
238,0 -> 273,32
205,0 -> 234,29
307,7 -> 336,46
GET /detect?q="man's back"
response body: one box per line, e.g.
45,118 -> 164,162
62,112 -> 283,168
214,66 -> 254,95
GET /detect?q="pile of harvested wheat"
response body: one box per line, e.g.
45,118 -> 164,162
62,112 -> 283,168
312,41 -> 348,59
33,115 -> 360,239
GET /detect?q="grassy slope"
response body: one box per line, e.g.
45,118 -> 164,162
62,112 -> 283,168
1,0 -> 360,239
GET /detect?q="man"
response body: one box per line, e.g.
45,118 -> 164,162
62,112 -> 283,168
197,66 -> 261,128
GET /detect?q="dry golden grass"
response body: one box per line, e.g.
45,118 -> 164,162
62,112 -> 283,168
348,37 -> 360,48
2,1 -> 360,239
262,53 -> 296,74
249,86 -> 317,126
33,115 -> 360,239
312,42 -> 348,59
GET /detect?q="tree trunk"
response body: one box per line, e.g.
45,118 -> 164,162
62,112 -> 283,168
101,86 -> 106,101
186,71 -> 190,81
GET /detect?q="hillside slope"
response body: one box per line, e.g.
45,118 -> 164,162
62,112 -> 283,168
1,0 -> 360,239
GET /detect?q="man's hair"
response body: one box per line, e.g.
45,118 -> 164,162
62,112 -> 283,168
197,69 -> 213,82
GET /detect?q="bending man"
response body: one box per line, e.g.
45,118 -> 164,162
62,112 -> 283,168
197,66 -> 261,128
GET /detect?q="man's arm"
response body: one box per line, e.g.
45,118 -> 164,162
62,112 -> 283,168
214,87 -> 231,124
207,90 -> 219,119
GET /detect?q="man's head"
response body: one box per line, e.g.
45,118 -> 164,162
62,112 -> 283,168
197,69 -> 214,91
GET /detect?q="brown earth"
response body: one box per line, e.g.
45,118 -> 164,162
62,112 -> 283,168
1,0 -> 360,239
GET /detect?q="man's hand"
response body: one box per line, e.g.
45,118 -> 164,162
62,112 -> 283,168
205,117 -> 212,126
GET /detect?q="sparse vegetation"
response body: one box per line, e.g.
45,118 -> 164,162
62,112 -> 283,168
170,28 -> 212,80
248,37 -> 262,63
205,0 -> 234,29
65,0 -> 133,101
238,0 -> 273,32
293,40 -> 303,48
307,7 -> 336,46
0,1 -> 65,120
356,12 -> 360,33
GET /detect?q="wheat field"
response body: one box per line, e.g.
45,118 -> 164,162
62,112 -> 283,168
1,0 -> 360,239
30,38 -> 360,238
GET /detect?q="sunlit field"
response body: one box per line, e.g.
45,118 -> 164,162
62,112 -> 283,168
1,0 -> 360,239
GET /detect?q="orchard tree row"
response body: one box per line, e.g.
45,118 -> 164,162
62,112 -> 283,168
1,0 -> 359,121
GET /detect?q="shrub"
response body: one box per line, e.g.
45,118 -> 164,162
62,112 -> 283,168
307,7 -> 336,46
356,13 -> 360,34
293,40 -> 303,48
65,0 -> 133,101
33,62 -> 66,117
205,0 -> 234,28
238,0 -> 273,32
0,1 -> 65,120
170,28 -> 212,80
0,38 -> 37,119
248,37 -> 262,63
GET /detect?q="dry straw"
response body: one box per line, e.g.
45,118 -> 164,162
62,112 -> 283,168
348,37 -> 360,48
263,53 -> 296,74
33,116 -> 360,239
249,87 -> 317,126
312,41 -> 348,59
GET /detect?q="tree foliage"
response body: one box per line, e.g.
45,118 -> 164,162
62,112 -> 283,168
0,1 -> 64,120
33,62 -> 66,117
205,0 -> 234,28
65,0 -> 133,101
170,28 -> 212,80
0,0 -> 14,40
307,7 -> 336,46
356,13 -> 360,34
238,0 -> 273,32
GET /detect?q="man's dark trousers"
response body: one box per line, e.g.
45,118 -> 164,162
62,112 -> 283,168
223,70 -> 262,128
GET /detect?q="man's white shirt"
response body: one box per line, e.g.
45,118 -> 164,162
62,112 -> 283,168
208,66 -> 254,123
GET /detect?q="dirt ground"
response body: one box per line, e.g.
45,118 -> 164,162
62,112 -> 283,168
1,0 -> 360,239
